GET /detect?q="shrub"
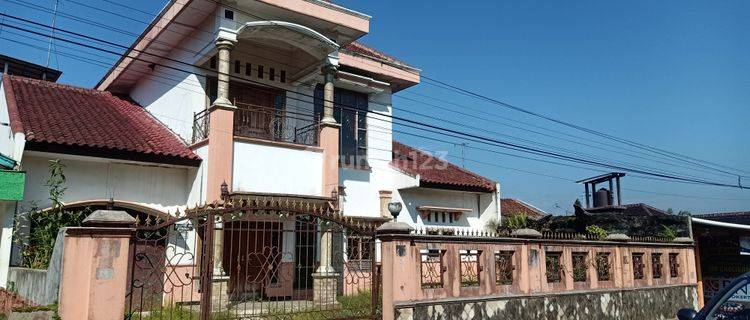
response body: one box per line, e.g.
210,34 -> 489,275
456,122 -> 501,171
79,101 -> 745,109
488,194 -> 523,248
585,225 -> 608,240
15,160 -> 90,269
659,224 -> 678,240
504,213 -> 528,230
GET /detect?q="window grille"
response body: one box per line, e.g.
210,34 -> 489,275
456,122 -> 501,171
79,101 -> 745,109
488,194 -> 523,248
632,253 -> 645,280
572,252 -> 588,282
460,250 -> 481,287
495,251 -> 514,285
546,251 -> 563,283
420,249 -> 444,288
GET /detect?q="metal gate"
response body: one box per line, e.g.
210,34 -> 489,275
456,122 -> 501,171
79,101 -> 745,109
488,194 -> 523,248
125,198 -> 381,319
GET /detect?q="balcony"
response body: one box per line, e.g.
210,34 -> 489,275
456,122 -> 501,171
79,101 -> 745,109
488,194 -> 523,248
192,101 -> 319,147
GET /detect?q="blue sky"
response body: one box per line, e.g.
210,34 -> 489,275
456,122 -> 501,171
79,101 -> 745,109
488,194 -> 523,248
1,0 -> 748,214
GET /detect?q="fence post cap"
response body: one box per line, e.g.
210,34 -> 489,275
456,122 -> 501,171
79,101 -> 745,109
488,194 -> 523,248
511,228 -> 542,238
82,210 -> 136,227
605,233 -> 631,241
672,236 -> 693,243
376,221 -> 413,235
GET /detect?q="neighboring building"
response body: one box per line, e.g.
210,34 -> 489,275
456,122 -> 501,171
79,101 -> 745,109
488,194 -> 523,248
500,198 -> 547,220
0,54 -> 61,82
691,211 -> 750,305
0,75 -> 201,287
0,56 -> 62,287
390,141 -> 500,232
0,0 -> 499,305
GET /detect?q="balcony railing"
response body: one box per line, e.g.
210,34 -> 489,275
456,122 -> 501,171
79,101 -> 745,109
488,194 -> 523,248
192,109 -> 210,143
233,101 -> 319,146
192,100 -> 319,146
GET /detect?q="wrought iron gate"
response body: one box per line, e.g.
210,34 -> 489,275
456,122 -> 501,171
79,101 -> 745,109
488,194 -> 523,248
125,198 -> 381,319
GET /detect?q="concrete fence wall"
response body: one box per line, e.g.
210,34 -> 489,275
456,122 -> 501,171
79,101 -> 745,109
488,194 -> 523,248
379,232 -> 699,320
7,230 -> 65,306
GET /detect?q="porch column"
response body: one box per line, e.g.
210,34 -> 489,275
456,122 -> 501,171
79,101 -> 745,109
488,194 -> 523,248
313,221 -> 339,305
319,61 -> 340,197
314,56 -> 341,306
205,38 -> 236,310
213,39 -> 235,109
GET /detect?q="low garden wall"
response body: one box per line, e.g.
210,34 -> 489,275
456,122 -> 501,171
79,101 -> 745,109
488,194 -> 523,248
7,230 -> 64,306
378,229 -> 699,320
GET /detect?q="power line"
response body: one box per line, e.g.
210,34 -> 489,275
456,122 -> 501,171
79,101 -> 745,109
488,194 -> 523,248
1,14 -> 747,190
10,0 -> 746,181
8,31 -> 746,204
396,92 -> 740,180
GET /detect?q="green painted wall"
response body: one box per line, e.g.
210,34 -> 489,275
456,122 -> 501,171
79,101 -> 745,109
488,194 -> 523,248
0,170 -> 25,201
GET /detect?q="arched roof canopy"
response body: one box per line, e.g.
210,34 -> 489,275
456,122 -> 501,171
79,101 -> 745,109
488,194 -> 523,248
236,21 -> 339,62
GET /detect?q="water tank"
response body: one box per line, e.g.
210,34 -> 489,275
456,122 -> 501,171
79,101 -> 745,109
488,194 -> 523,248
593,188 -> 612,207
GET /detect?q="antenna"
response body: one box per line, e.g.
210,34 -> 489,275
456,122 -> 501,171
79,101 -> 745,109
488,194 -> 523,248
458,142 -> 467,168
45,0 -> 59,70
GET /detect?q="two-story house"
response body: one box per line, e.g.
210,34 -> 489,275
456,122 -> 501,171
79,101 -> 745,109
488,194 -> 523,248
0,0 -> 501,310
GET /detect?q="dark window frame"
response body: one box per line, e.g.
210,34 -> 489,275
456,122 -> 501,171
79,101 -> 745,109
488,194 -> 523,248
314,85 -> 369,168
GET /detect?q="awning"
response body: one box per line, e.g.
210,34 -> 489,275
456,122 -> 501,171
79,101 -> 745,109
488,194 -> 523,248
0,170 -> 24,201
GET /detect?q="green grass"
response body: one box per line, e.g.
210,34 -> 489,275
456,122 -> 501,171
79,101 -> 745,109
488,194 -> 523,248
264,291 -> 377,320
126,306 -> 233,320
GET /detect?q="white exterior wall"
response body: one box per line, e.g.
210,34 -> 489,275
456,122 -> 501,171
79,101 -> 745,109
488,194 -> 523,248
129,14 -> 217,141
20,153 -> 195,214
393,187 -> 499,231
339,87 -> 395,218
0,79 -> 24,162
232,141 -> 323,196
187,145 -> 209,207
0,202 -> 14,287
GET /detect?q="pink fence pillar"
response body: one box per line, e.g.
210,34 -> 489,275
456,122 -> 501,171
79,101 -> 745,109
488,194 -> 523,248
58,210 -> 135,320
377,220 -> 414,320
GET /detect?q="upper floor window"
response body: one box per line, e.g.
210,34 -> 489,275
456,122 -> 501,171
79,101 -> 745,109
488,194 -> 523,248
314,86 -> 368,168
224,9 -> 234,20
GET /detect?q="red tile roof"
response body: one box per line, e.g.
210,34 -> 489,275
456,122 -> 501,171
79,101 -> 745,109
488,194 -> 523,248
391,141 -> 496,192
343,42 -> 411,68
500,198 -> 548,219
3,75 -> 200,166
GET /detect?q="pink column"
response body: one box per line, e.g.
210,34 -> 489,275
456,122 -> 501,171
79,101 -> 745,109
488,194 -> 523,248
58,210 -> 135,320
320,123 -> 340,196
377,222 -> 413,320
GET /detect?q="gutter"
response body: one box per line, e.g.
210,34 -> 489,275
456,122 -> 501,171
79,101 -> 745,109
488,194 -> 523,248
691,217 -> 750,230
